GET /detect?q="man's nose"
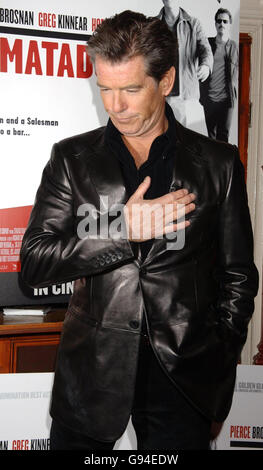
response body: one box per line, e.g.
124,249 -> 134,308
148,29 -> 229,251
111,92 -> 127,113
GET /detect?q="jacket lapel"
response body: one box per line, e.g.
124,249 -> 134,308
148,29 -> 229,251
85,134 -> 129,212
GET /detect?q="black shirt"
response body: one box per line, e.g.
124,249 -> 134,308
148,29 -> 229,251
105,103 -> 177,261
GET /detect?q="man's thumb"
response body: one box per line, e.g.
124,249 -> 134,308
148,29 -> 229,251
133,176 -> 151,200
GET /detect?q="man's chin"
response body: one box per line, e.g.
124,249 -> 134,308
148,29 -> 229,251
112,120 -> 140,136
121,128 -> 141,137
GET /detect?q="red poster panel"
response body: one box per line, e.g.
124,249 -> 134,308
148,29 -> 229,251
0,206 -> 32,273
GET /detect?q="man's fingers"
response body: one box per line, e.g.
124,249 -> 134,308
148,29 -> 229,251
172,190 -> 196,204
158,189 -> 195,205
176,201 -> 195,218
161,188 -> 189,203
164,220 -> 190,235
176,193 -> 196,206
125,186 -> 196,242
163,201 -> 195,226
129,185 -> 195,206
160,193 -> 196,221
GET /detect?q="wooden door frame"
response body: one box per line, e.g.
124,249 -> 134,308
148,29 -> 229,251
239,11 -> 263,364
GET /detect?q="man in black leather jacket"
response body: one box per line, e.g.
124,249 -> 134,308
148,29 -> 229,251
20,11 -> 258,450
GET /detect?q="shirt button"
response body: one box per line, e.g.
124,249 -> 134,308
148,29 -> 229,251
129,320 -> 140,329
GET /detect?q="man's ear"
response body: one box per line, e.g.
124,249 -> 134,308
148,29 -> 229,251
160,66 -> 176,96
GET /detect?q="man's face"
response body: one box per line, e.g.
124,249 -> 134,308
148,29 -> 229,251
95,55 -> 169,138
215,13 -> 231,38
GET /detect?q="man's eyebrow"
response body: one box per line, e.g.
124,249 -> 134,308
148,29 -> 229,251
96,82 -> 143,90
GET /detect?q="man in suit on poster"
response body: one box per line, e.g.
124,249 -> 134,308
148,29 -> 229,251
20,10 -> 258,450
200,8 -> 239,143
158,0 -> 213,134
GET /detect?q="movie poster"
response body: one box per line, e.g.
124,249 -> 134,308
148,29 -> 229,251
0,0 -> 240,306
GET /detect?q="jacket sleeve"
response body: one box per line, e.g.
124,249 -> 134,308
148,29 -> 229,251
20,143 -> 134,288
230,41 -> 239,100
215,146 -> 259,348
195,19 -> 213,73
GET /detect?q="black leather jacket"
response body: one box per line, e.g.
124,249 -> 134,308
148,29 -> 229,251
20,118 -> 258,441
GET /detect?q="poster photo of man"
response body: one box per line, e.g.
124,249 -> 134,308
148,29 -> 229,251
148,0 -> 240,144
200,8 -> 239,143
157,0 -> 213,135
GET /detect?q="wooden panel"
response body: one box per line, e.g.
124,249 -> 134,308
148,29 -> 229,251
0,310 -> 65,373
11,335 -> 60,373
238,33 -> 252,178
0,339 -> 11,373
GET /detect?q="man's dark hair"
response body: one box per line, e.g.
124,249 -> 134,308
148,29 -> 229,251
215,8 -> 233,24
87,10 -> 177,83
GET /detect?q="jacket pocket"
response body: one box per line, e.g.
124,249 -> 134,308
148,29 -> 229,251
67,275 -> 96,325
67,305 -> 98,327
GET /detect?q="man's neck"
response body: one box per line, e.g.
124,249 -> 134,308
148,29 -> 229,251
216,33 -> 229,44
121,117 -> 168,169
164,5 -> 180,26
